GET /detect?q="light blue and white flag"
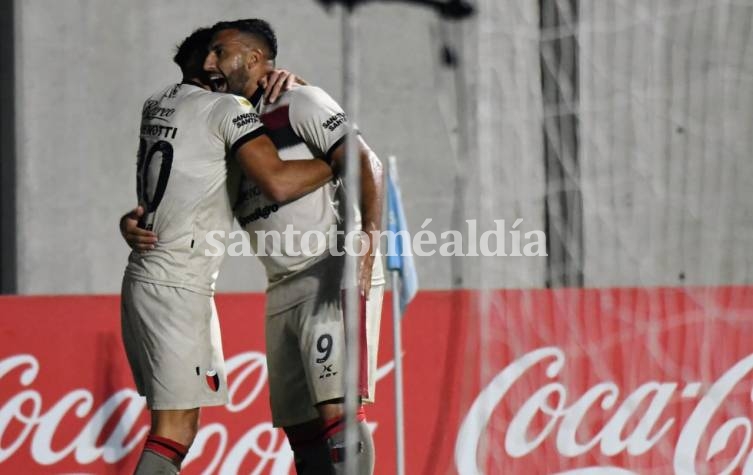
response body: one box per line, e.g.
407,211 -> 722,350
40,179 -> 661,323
386,156 -> 418,315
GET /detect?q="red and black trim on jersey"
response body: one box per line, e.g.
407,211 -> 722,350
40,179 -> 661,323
229,126 -> 268,157
324,134 -> 348,165
261,105 -> 309,152
261,105 -> 359,166
228,88 -> 269,157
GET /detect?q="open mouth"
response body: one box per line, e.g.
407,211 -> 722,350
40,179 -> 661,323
208,74 -> 228,93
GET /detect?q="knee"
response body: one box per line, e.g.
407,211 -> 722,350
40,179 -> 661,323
151,409 -> 200,447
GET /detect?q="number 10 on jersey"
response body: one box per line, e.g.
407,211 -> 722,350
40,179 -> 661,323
136,138 -> 174,230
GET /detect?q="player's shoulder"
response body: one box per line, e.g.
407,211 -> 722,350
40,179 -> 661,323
208,93 -> 256,117
214,92 -> 253,108
159,83 -> 249,111
286,84 -> 337,106
144,82 -> 211,103
286,85 -> 342,123
141,83 -> 175,110
142,83 -> 215,113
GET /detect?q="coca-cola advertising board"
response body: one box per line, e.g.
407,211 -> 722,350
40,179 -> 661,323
1,287 -> 752,474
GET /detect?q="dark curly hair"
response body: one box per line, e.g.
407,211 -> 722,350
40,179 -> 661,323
173,27 -> 213,76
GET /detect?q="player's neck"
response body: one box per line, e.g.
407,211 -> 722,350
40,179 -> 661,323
181,77 -> 210,91
247,86 -> 264,111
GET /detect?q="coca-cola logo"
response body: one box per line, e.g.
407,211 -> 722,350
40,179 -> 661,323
455,347 -> 753,474
0,352 -> 393,473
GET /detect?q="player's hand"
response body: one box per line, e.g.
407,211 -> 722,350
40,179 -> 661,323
358,234 -> 375,299
120,206 -> 157,252
259,69 -> 304,104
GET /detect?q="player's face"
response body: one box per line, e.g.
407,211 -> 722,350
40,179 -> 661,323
204,29 -> 252,96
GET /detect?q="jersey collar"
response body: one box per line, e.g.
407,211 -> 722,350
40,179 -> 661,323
249,87 -> 265,112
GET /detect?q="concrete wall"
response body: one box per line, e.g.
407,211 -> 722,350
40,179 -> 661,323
471,0 -> 548,289
579,0 -> 753,286
14,0 -> 479,293
13,0 -> 753,293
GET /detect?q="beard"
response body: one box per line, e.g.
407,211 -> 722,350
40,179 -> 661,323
225,67 -> 251,97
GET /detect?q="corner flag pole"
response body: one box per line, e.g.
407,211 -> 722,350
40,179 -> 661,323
391,265 -> 407,475
386,154 -> 418,475
314,3 -> 474,473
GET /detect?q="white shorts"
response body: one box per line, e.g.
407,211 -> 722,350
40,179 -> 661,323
120,275 -> 228,410
265,256 -> 384,427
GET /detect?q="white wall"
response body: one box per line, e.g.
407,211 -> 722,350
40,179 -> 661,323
14,0 -> 751,294
15,0 -> 486,293
579,0 -> 753,286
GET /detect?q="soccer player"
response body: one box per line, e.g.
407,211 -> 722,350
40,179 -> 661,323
120,27 -> 334,475
205,19 -> 385,475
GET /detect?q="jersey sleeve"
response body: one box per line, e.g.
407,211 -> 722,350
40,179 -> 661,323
288,86 -> 355,163
209,94 -> 267,157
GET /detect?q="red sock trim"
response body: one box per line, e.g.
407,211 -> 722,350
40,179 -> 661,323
288,409 -> 369,450
321,408 -> 367,439
321,416 -> 345,439
144,434 -> 188,465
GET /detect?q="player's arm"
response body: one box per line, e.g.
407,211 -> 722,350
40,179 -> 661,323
215,95 -> 332,203
119,206 -> 157,251
330,137 -> 384,296
289,86 -> 384,296
233,135 -> 333,204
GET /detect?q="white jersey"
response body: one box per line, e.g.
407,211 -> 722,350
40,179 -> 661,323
125,83 -> 266,295
232,85 -> 384,288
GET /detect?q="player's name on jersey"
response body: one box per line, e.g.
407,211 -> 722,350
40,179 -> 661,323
140,124 -> 178,139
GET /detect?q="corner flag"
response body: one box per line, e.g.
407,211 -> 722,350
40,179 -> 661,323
386,156 -> 418,314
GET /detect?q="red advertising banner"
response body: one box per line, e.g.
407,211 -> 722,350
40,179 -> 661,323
1,287 -> 752,474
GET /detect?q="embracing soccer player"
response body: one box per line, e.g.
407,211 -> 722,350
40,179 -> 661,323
120,27 -> 332,475
206,19 -> 384,475
123,19 -> 385,475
